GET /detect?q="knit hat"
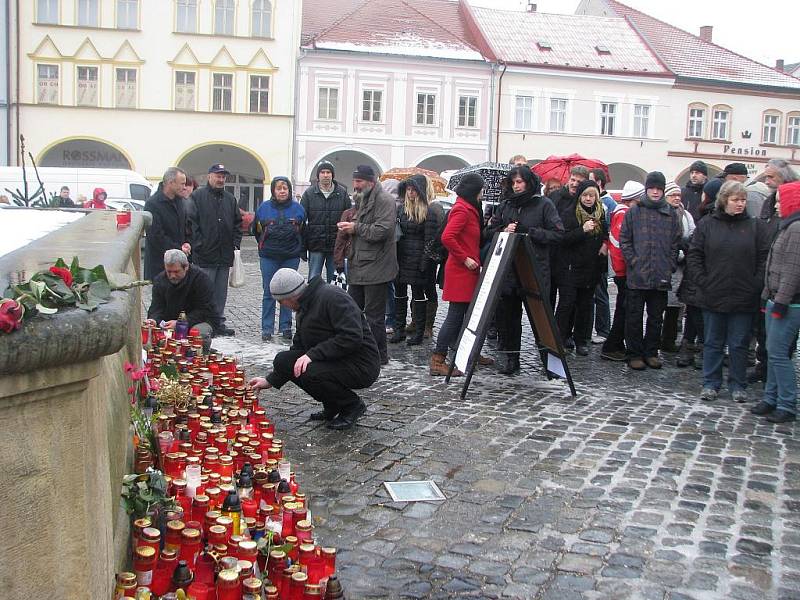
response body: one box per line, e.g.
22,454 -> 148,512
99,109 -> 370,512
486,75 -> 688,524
689,160 -> 708,176
269,268 -> 307,301
621,180 -> 645,202
316,161 -> 335,178
645,171 -> 666,192
352,164 -> 376,181
575,179 -> 600,201
454,173 -> 485,204
723,162 -> 748,177
703,178 -> 723,204
778,181 -> 800,219
398,174 -> 428,203
664,181 -> 681,197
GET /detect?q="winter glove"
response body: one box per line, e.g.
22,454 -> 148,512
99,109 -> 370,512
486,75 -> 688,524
771,302 -> 788,319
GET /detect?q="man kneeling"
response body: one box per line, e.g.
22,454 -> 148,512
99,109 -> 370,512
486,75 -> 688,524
248,269 -> 381,430
146,249 -> 220,350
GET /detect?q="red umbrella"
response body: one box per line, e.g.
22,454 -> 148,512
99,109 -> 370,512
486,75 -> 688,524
532,154 -> 609,185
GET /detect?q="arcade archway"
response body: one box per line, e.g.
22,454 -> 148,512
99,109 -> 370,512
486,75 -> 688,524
309,150 -> 382,187
39,137 -> 133,169
415,154 -> 469,173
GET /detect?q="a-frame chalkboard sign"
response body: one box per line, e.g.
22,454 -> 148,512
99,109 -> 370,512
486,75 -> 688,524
446,231 -> 577,398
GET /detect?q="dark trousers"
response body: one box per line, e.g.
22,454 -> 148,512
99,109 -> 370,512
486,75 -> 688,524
625,289 -> 667,359
272,348 -> 380,413
593,274 -> 611,337
683,305 -> 704,344
395,282 -> 427,326
434,302 -> 469,354
497,294 -> 525,354
197,265 -> 230,327
603,276 -> 627,353
556,284 -> 595,346
349,283 -> 389,362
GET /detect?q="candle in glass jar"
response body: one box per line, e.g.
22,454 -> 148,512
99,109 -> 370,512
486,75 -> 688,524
216,569 -> 241,600
133,546 -> 157,587
165,520 -> 185,552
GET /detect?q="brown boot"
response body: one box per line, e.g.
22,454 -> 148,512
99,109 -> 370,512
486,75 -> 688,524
430,352 -> 462,377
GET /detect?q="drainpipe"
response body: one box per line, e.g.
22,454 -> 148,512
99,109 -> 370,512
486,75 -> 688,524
291,46 -> 305,191
494,61 -> 507,163
13,0 -> 19,164
486,62 -> 495,162
4,0 -> 11,164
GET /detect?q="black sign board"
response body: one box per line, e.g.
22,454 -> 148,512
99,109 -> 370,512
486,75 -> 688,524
447,232 -> 576,398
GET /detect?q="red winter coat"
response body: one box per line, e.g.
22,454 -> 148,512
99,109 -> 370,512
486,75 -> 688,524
608,203 -> 629,277
84,187 -> 108,209
442,197 -> 482,302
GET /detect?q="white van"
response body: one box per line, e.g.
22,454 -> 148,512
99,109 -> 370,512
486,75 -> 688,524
0,167 -> 152,208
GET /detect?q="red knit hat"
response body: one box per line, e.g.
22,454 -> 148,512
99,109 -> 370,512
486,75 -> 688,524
779,181 -> 800,219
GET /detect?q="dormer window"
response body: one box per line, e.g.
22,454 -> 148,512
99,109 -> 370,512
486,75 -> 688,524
537,41 -> 552,51
595,45 -> 611,55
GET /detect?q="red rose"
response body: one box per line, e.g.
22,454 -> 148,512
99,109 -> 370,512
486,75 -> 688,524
49,266 -> 73,287
0,298 -> 25,333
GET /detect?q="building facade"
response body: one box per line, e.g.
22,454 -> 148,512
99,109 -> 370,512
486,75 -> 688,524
9,0 -> 301,210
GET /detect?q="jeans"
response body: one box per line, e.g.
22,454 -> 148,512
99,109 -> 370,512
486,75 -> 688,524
197,265 -> 230,327
349,283 -> 389,362
259,256 -> 301,334
603,276 -> 627,353
308,251 -> 336,283
702,310 -> 753,393
434,302 -> 469,354
556,284 -> 595,346
763,302 -> 800,414
625,289 -> 667,359
593,274 -> 611,337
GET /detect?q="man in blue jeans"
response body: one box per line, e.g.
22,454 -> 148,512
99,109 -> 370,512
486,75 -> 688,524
301,161 -> 351,283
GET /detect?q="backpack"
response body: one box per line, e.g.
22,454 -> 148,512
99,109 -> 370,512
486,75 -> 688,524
423,211 -> 450,264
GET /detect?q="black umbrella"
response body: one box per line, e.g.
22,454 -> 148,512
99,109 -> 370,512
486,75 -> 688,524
447,162 -> 513,204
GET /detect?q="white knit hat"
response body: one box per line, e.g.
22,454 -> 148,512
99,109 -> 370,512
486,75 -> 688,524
664,181 -> 681,197
621,180 -> 645,202
270,268 -> 307,300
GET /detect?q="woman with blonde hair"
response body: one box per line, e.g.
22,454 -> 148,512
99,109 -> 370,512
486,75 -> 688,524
389,175 -> 438,346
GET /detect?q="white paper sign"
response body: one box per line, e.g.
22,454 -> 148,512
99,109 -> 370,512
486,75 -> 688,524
547,352 -> 567,378
455,329 -> 476,372
466,233 -> 510,331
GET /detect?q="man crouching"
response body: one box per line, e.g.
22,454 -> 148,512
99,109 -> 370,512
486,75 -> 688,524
248,269 -> 381,430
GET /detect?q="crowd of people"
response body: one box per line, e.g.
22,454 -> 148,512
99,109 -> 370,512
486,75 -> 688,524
141,155 -> 800,428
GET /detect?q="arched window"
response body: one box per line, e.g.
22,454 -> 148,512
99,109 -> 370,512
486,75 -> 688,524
215,0 -> 235,35
710,104 -> 731,141
252,0 -> 272,38
786,111 -> 800,147
687,102 -> 707,139
762,110 -> 782,145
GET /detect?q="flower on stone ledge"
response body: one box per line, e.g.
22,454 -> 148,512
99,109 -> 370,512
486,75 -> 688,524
49,266 -> 73,288
0,299 -> 25,333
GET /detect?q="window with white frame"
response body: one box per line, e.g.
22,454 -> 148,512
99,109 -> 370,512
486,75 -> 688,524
362,89 -> 383,122
115,68 -> 137,107
633,104 -> 650,138
600,102 -> 617,136
514,96 -> 533,130
787,114 -> 800,146
763,112 -> 780,144
250,75 -> 270,113
174,71 -> 196,110
176,0 -> 197,33
37,64 -> 59,104
687,104 -> 706,138
77,0 -> 99,26
37,0 -> 59,24
212,73 -> 233,112
711,106 -> 730,140
117,0 -> 138,29
416,92 -> 436,126
550,98 -> 567,132
76,66 -> 98,106
458,95 -> 478,128
215,0 -> 235,35
252,0 -> 272,38
317,87 -> 339,120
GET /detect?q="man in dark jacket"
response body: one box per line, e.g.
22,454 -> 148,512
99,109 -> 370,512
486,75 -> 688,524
147,249 -> 219,350
619,171 -> 681,370
188,164 -> 243,336
144,167 -> 190,281
248,269 -> 381,430
681,160 -> 708,223
301,161 -> 351,282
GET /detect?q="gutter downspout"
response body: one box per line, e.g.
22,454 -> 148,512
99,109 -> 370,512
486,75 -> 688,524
494,61 -> 506,163
292,46 -> 305,191
13,0 -> 19,164
4,0 -> 11,164
486,61 -> 495,163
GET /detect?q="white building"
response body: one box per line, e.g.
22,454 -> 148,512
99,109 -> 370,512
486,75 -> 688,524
7,0 -> 301,210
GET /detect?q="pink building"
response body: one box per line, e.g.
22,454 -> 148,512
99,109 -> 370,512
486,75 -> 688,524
295,0 -> 493,192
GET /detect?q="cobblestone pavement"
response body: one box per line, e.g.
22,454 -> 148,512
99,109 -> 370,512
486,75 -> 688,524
154,238 -> 800,599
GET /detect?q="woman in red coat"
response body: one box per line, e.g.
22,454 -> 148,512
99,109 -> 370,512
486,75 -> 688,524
430,174 -> 486,376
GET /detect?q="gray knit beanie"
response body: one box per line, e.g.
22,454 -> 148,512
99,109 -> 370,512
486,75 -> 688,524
270,268 -> 307,300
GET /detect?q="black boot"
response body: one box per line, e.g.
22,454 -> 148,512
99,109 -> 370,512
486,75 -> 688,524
389,296 -> 408,343
676,340 -> 694,368
661,307 -> 680,353
407,300 -> 426,346
424,298 -> 438,338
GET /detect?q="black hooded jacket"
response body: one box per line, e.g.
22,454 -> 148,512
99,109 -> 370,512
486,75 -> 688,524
148,265 -> 220,328
681,180 -> 705,223
395,175 -> 439,285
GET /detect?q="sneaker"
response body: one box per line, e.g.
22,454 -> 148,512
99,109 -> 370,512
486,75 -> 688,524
591,335 -> 607,344
765,409 -> 796,423
750,401 -> 776,415
731,390 -> 748,404
601,349 -> 627,362
700,388 -> 718,402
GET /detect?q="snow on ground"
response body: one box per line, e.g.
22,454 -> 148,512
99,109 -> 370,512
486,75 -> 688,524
0,209 -> 85,259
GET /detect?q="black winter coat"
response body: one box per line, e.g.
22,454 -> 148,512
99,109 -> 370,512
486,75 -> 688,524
687,211 -> 770,313
188,185 -> 243,268
759,191 -> 781,245
144,190 -> 188,280
396,206 -> 438,286
300,182 -> 351,253
547,186 -> 578,214
148,266 -> 220,328
553,199 -> 608,288
265,278 -> 380,387
486,189 -> 564,297
681,180 -> 705,223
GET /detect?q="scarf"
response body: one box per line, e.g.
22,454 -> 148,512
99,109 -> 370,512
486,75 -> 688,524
575,200 -> 603,236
